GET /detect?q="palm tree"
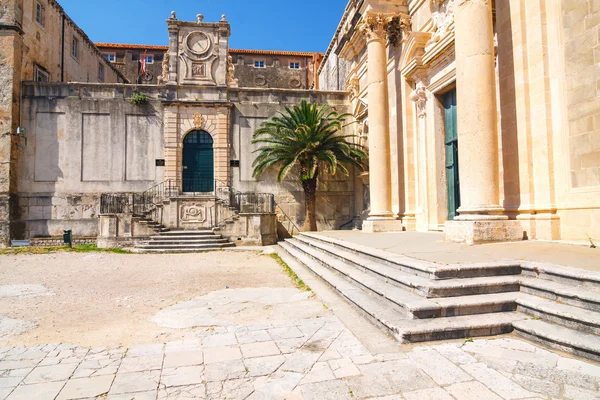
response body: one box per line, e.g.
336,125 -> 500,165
252,100 -> 367,232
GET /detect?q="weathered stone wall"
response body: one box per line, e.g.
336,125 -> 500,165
233,54 -> 313,89
19,0 -> 123,83
229,88 -> 355,231
17,83 -> 165,239
96,47 -> 167,84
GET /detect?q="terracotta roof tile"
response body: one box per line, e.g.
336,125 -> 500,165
95,43 -> 320,57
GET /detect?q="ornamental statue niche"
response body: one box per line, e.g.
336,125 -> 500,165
168,13 -> 231,86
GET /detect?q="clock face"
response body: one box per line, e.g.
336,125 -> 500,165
186,32 -> 211,56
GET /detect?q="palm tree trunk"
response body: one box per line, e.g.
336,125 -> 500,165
302,178 -> 318,231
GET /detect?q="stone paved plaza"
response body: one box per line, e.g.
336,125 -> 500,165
1,252 -> 600,399
2,288 -> 600,399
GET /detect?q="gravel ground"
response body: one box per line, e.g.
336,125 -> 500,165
0,251 -> 295,348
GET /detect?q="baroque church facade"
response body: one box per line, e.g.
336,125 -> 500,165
0,0 -> 598,247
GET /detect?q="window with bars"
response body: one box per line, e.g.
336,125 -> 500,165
98,63 -> 105,82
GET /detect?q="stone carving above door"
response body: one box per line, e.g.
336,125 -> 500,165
426,0 -> 456,51
181,204 -> 207,223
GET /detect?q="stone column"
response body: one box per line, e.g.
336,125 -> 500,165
360,12 -> 403,233
444,0 -> 522,244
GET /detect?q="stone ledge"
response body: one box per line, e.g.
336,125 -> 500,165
444,220 -> 524,245
362,219 -> 405,233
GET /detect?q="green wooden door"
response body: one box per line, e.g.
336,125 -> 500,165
182,130 -> 214,192
444,89 -> 460,220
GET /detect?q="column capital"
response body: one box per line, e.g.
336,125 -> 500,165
359,11 -> 410,44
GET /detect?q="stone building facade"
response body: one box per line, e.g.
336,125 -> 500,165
0,0 -> 126,246
96,43 -> 167,84
320,0 -> 600,243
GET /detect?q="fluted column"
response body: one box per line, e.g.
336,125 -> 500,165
454,0 -> 503,219
360,12 -> 404,233
444,0 -> 523,244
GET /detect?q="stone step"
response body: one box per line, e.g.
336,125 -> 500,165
513,319 -> 600,363
520,276 -> 600,312
300,232 -> 522,280
149,235 -> 224,241
142,239 -> 230,246
286,238 -> 521,299
158,230 -> 216,236
279,242 -> 524,342
136,242 -> 235,250
134,248 -> 230,254
516,294 -> 600,335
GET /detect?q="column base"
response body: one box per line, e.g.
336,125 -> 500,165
362,219 -> 405,233
444,219 -> 524,245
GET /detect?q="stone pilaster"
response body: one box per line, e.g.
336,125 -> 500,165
360,11 -> 403,233
444,0 -> 522,244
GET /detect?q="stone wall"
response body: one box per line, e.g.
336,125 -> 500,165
17,83 -> 165,239
229,88 -> 355,231
233,53 -> 313,89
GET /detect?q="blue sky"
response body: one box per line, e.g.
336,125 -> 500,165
58,0 -> 348,52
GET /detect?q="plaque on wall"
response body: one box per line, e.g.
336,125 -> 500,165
155,159 -> 166,166
230,160 -> 240,167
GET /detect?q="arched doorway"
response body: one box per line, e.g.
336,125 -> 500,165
182,130 -> 214,192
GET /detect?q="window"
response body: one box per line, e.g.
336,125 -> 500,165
145,54 -> 154,64
34,65 -> 49,82
35,1 -> 45,27
98,63 -> 104,82
104,53 -> 115,63
254,60 -> 265,68
71,38 -> 79,60
290,62 -> 300,69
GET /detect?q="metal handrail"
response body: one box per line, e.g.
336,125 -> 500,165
275,202 -> 301,237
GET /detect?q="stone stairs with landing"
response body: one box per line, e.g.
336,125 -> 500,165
134,229 -> 235,253
277,232 -> 600,362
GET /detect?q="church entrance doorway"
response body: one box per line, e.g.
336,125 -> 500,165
182,130 -> 214,192
444,89 -> 460,220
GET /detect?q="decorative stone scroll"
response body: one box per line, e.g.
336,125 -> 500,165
193,113 -> 205,129
180,204 -> 206,223
345,77 -> 360,99
426,0 -> 456,51
409,81 -> 428,118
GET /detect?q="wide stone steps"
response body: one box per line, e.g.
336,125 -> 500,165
135,230 -> 235,253
279,233 -> 600,361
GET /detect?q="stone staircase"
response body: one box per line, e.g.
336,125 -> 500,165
134,229 -> 235,253
278,232 -> 600,362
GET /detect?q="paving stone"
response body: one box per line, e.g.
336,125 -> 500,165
299,379 -> 352,400
511,374 -> 561,397
351,354 -> 374,365
408,347 -> 472,386
274,338 -> 306,354
6,381 -> 66,400
56,375 -> 114,399
253,371 -> 303,397
206,378 -> 254,400
0,387 -> 13,400
244,355 -> 286,378
118,355 -> 163,373
109,371 -> 160,394
107,391 -> 157,400
203,347 -> 242,364
558,357 -> 600,378
2,350 -> 47,361
241,341 -> 280,358
563,384 -> 600,400
318,348 -> 341,362
431,343 -> 477,365
445,381 -> 503,400
461,363 -> 536,399
235,330 -> 271,345
328,358 -> 360,378
473,354 -> 517,373
463,340 -> 559,367
279,350 -> 321,374
0,360 -> 38,371
403,387 -> 455,400
163,351 -> 203,368
373,352 -> 408,362
164,339 -> 201,353
298,361 -> 335,385
204,360 -> 247,382
161,366 -> 203,387
72,358 -> 121,378
126,344 -> 164,357
515,361 -> 597,389
268,327 -> 304,340
0,368 -> 32,388
328,330 -> 370,358
158,383 -> 206,399
202,333 -> 237,349
23,363 -> 78,384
